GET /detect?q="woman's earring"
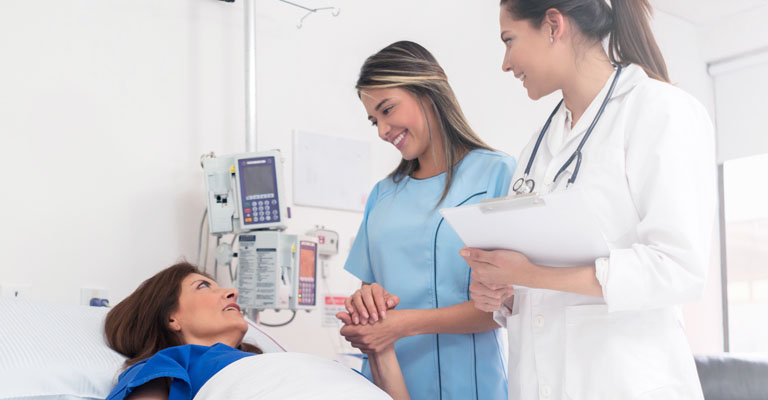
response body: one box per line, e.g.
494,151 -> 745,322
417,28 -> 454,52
549,36 -> 554,43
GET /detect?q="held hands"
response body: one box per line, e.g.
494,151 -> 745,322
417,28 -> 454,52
336,310 -> 407,354
337,283 -> 405,355
461,248 -> 539,311
345,283 -> 400,325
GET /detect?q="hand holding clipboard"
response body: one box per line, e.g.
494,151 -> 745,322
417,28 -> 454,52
441,189 -> 610,306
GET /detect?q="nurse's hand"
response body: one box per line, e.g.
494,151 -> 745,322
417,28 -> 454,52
345,283 -> 400,325
469,280 -> 514,312
336,310 -> 407,354
460,248 -> 539,288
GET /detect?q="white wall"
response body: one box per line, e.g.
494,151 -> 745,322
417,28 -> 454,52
0,1 -> 243,301
697,4 -> 768,63
0,0 -> 723,359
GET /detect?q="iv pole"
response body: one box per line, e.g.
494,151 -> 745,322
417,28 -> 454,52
245,0 -> 257,152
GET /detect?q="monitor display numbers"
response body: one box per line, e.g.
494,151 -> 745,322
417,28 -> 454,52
299,242 -> 317,280
239,157 -> 280,225
298,241 -> 317,306
240,158 -> 276,199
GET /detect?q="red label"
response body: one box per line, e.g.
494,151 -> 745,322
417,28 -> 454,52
324,296 -> 347,305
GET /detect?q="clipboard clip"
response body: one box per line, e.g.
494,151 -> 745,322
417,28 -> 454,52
479,193 -> 545,213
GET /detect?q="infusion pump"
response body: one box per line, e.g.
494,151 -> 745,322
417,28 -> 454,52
237,232 -> 318,311
202,150 -> 288,235
201,151 -> 317,312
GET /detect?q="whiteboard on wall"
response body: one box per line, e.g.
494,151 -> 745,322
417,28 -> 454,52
293,130 -> 371,212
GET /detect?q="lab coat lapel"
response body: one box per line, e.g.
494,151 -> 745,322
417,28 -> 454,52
547,65 -> 648,169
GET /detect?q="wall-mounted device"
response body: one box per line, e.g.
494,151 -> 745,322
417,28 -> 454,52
295,239 -> 318,309
307,226 -> 339,257
202,150 -> 316,315
202,150 -> 288,235
236,232 -> 317,311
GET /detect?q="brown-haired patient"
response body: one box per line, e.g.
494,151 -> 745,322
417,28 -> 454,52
104,262 -> 409,400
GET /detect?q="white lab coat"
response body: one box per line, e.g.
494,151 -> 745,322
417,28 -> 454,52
495,64 -> 716,400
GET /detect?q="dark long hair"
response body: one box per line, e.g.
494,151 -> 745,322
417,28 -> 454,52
104,262 -> 261,367
500,0 -> 670,82
356,41 -> 493,206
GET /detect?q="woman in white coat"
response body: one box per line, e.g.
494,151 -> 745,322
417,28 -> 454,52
461,0 -> 716,399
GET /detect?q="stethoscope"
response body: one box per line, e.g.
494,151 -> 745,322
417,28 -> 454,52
512,64 -> 624,195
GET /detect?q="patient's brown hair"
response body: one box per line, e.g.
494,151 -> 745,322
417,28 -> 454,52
105,261 -> 261,367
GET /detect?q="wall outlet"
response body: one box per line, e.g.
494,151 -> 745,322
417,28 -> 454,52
0,284 -> 31,298
80,288 -> 110,307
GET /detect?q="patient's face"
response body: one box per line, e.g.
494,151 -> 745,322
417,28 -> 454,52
169,273 -> 248,348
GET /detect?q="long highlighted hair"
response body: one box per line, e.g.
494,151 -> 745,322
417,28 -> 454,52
356,41 -> 493,206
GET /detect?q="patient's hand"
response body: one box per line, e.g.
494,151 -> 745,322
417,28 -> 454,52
345,283 -> 400,325
336,310 -> 408,354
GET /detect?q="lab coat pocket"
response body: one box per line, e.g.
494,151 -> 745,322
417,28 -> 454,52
564,305 -> 688,400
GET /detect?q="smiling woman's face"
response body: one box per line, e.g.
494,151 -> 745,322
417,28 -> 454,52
499,7 -> 560,100
168,273 -> 248,348
360,87 -> 438,162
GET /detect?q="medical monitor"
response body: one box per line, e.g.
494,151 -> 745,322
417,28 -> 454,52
234,151 -> 287,231
297,240 -> 317,307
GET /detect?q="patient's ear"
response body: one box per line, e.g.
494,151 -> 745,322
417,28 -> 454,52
168,317 -> 181,332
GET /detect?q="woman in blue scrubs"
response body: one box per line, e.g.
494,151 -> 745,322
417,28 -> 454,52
339,41 -> 516,400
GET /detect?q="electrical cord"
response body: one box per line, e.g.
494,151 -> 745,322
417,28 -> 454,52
259,310 -> 297,327
202,226 -> 211,271
214,236 -> 220,280
228,234 -> 238,283
197,209 -> 208,269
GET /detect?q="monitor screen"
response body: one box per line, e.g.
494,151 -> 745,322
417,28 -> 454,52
238,156 -> 281,226
299,242 -> 316,280
240,158 -> 276,200
298,241 -> 317,306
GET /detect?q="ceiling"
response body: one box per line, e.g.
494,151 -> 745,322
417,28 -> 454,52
652,0 -> 768,25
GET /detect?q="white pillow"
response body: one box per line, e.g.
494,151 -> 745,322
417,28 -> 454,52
0,297 -> 125,400
0,298 -> 285,400
242,319 -> 287,354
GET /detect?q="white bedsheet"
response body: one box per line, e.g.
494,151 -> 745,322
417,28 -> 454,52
194,352 -> 392,400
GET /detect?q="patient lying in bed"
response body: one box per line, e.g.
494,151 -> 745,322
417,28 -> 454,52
103,262 -> 409,400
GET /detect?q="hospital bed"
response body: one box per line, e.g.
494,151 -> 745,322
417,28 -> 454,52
0,297 -> 389,400
8,296 -> 763,400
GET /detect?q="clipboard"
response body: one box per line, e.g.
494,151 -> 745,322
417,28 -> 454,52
439,189 -> 609,267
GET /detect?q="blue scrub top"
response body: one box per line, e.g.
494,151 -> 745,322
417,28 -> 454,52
345,149 -> 516,400
106,343 -> 255,400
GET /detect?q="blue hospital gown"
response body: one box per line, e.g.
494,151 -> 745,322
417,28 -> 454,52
345,149 -> 516,400
106,343 -> 255,400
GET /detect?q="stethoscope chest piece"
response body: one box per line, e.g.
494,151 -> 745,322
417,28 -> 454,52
511,65 -> 623,196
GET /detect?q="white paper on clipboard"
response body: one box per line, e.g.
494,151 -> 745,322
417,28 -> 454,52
439,189 -> 609,267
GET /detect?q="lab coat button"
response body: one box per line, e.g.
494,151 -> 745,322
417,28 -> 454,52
541,385 -> 551,397
534,315 -> 544,327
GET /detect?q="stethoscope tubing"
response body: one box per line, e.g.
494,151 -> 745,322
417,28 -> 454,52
514,64 -> 624,194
